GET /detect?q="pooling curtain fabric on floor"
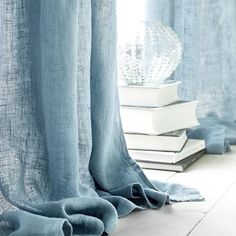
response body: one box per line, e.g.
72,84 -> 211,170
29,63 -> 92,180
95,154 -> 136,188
145,0 -> 236,154
0,0 -> 203,235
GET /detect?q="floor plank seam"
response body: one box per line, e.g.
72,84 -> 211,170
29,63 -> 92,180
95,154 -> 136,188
167,172 -> 177,180
186,217 -> 204,236
186,180 -> 236,236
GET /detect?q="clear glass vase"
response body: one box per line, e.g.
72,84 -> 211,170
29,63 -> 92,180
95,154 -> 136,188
118,21 -> 182,87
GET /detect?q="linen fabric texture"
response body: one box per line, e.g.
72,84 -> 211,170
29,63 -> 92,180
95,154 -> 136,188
0,1 -> 203,235
144,0 -> 236,154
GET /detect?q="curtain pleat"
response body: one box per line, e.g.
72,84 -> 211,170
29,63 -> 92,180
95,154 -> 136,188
0,1 -> 203,235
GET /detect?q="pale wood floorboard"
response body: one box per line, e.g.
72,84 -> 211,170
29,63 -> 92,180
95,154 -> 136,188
189,181 -> 236,236
144,169 -> 176,181
113,146 -> 236,236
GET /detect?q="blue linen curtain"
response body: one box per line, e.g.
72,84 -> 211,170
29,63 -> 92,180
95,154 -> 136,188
144,0 -> 236,153
0,0 -> 202,235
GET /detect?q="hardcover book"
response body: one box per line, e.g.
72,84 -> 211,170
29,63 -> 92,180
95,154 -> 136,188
120,101 -> 199,135
128,139 -> 205,164
137,149 -> 206,172
119,81 -> 181,107
125,129 -> 187,152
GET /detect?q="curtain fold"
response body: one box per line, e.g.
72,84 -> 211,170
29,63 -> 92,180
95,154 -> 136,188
0,0 -> 203,235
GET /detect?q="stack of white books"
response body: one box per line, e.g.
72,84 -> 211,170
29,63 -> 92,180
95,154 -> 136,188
119,81 -> 206,172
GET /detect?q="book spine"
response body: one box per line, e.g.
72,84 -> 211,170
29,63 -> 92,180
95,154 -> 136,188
179,149 -> 206,171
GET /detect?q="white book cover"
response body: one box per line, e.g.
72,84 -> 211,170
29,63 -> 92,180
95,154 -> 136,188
128,139 -> 205,164
120,101 -> 199,135
137,149 -> 206,172
125,130 -> 187,152
119,81 -> 181,107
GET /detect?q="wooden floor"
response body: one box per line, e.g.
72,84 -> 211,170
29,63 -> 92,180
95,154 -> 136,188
113,146 -> 236,236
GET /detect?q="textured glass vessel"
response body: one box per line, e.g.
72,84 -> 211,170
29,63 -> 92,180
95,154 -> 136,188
118,21 -> 182,87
